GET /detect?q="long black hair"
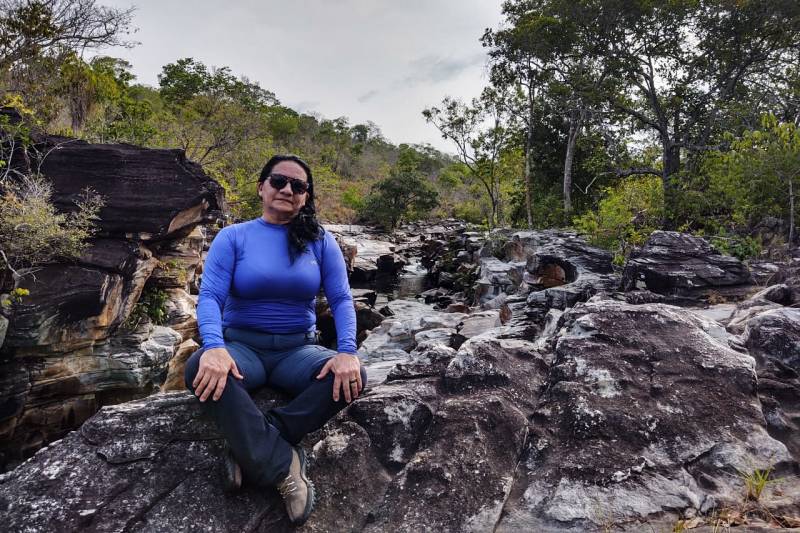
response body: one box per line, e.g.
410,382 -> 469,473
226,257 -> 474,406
258,154 -> 324,261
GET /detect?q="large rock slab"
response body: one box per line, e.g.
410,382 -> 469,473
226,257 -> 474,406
622,231 -> 752,293
33,138 -> 224,239
498,298 -> 796,531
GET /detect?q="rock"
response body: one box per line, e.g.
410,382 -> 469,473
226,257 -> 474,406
3,297 -> 800,531
742,307 -> 800,372
413,328 -> 454,346
8,238 -> 158,353
162,289 -> 198,341
147,229 -> 205,291
736,304 -> 800,462
727,284 -> 792,334
457,310 -> 501,339
0,322 -> 182,469
161,338 -> 200,392
351,288 -> 377,307
0,312 -> 7,351
387,344 -> 457,381
31,138 -> 224,239
445,302 -> 470,313
474,257 -> 525,304
346,380 -> 437,468
6,265 -> 132,354
514,230 -> 618,322
497,298 -> 795,531
622,231 -> 752,293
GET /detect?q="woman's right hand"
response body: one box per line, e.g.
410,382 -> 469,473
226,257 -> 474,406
192,347 -> 244,402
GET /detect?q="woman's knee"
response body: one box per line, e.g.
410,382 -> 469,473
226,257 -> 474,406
184,348 -> 204,391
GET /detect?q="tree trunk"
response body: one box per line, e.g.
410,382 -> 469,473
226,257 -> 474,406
524,84 -> 535,229
662,142 -> 681,229
563,109 -> 584,219
790,176 -> 796,244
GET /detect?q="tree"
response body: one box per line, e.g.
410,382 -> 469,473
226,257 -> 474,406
361,145 -> 439,229
424,86 -> 516,228
554,0 -> 800,224
0,0 -> 135,71
156,58 -> 278,166
702,114 -> 800,243
484,3 -> 620,221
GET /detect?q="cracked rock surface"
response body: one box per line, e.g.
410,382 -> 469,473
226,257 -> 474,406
3,295 -> 798,532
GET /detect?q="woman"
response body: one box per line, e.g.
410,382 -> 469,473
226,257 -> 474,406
184,154 -> 365,525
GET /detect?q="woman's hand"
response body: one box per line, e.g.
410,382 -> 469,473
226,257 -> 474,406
316,353 -> 363,403
192,347 -> 244,402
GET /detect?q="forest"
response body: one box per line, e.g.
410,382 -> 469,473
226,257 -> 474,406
1,0 -> 799,279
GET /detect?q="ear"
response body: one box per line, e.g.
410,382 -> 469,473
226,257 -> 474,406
257,182 -> 263,196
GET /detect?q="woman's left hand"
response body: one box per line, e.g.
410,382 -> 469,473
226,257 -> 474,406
316,353 -> 363,403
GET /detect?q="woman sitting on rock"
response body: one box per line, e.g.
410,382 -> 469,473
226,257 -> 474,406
184,154 -> 365,525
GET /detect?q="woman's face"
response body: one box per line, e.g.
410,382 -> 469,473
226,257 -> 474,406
258,160 -> 309,223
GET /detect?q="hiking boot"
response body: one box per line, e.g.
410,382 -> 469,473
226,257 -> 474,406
277,446 -> 315,525
222,445 -> 242,493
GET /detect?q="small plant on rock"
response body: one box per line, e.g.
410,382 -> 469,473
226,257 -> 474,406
123,288 -> 169,329
739,466 -> 774,502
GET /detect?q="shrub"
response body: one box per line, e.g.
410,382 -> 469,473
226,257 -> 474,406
123,287 -> 169,329
573,175 -> 663,262
0,173 -> 103,287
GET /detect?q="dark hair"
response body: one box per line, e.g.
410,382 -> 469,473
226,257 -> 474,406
258,154 -> 324,262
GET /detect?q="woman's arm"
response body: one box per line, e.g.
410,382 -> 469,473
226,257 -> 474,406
194,225 -> 243,401
318,231 -> 357,354
316,231 -> 362,402
197,226 -> 236,349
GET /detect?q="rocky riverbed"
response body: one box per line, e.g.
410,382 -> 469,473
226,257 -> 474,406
2,214 -> 799,531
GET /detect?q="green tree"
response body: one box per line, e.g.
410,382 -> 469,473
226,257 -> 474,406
424,86 -> 516,228
156,58 -> 277,166
701,114 -> 800,243
361,145 -> 439,229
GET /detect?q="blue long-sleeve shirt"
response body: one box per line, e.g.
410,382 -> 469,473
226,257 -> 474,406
197,218 -> 357,353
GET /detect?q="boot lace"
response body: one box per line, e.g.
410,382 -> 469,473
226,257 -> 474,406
278,477 -> 298,497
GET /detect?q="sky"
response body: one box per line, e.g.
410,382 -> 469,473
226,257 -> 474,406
100,0 -> 506,152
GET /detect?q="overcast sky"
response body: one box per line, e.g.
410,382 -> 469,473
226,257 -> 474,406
101,0 -> 505,152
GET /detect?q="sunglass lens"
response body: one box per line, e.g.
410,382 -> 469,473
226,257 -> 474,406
269,175 -> 288,190
291,180 -> 308,194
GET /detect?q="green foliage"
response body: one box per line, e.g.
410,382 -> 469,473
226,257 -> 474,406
360,146 -> 440,229
1,287 -> 29,308
738,466 -> 774,503
124,287 -> 169,329
690,114 -> 800,243
709,234 -> 762,261
573,176 -> 663,261
0,174 -> 103,281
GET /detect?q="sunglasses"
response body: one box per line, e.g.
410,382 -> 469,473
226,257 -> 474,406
267,173 -> 309,195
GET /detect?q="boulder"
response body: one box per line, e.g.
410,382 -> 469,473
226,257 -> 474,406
622,231 -> 752,293
741,307 -> 800,461
32,138 -> 224,239
497,298 -> 796,531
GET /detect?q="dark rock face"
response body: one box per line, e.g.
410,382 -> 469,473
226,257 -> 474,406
34,139 -> 224,239
0,137 -> 220,470
742,306 -> 800,460
622,231 -> 752,293
515,230 -> 617,323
